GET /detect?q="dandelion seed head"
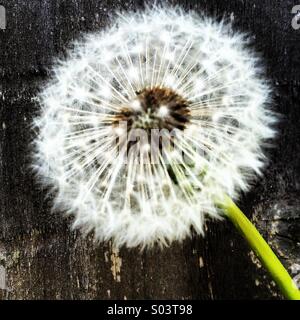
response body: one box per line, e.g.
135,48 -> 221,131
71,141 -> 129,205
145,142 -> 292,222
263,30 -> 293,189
33,6 -> 276,248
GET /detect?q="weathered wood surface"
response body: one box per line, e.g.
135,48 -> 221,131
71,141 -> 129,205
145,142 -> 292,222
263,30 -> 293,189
0,0 -> 300,300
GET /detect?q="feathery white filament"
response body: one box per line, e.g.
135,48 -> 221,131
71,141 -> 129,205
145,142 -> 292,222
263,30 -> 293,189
33,7 -> 276,248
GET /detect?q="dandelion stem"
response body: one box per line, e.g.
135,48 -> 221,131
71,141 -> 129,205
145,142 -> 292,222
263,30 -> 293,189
220,195 -> 300,300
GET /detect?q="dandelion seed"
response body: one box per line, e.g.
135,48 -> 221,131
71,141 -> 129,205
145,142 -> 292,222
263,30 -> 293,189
157,105 -> 169,118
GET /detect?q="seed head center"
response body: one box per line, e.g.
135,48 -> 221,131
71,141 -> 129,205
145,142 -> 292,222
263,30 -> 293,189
115,87 -> 190,132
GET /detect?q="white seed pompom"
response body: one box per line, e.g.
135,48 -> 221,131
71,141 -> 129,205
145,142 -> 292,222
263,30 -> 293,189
33,6 -> 276,248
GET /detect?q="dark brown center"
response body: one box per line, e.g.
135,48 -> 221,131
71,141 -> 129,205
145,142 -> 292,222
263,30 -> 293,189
114,87 -> 190,132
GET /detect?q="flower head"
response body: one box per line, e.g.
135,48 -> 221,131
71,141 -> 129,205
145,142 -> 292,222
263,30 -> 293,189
33,7 -> 276,248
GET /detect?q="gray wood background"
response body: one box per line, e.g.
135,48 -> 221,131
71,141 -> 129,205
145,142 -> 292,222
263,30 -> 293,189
0,0 -> 300,300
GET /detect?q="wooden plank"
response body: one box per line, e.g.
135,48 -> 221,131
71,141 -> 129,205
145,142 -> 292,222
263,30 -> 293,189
0,0 -> 300,299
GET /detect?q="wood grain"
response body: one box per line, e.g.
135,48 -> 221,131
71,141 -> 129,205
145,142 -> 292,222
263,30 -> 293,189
0,0 -> 299,300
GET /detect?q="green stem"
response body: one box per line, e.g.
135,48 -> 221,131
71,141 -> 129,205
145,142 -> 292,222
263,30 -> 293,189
220,195 -> 300,300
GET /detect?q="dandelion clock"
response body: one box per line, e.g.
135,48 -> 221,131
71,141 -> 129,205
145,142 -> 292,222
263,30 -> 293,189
33,7 -> 300,299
